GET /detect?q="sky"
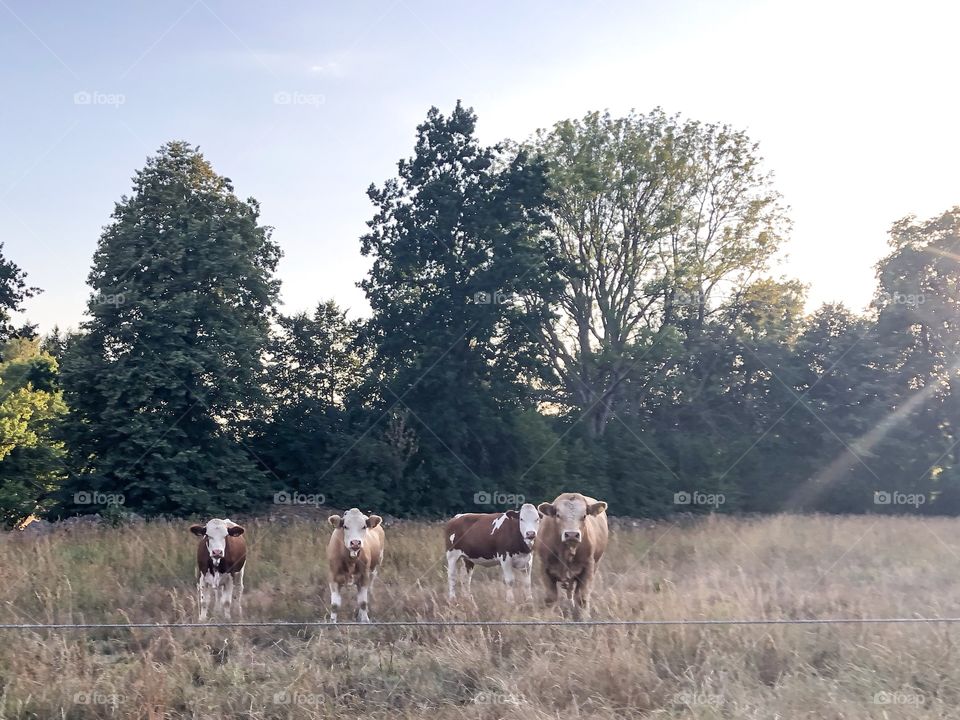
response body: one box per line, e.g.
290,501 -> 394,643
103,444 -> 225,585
2,0 -> 958,335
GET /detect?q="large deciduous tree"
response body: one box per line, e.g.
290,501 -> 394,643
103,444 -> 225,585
866,208 -> 960,510
527,110 -> 787,436
58,142 -> 281,515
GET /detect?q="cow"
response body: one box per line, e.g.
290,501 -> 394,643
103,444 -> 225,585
326,508 -> 385,622
445,504 -> 542,603
536,493 -> 608,619
189,518 -> 246,621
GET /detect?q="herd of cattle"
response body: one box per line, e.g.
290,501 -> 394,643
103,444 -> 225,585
189,492 -> 609,622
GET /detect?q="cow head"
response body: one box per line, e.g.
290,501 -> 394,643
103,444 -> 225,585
328,508 -> 382,558
506,503 -> 542,547
190,519 -> 244,568
537,495 -> 607,548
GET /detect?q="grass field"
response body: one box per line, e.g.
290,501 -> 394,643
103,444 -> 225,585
1,513 -> 959,718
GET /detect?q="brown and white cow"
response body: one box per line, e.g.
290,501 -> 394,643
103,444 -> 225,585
326,508 -> 385,622
536,493 -> 608,619
445,504 -> 542,603
189,518 -> 246,621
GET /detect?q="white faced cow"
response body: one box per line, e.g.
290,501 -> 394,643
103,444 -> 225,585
326,508 -> 385,622
445,504 -> 542,604
536,493 -> 608,619
189,518 -> 246,621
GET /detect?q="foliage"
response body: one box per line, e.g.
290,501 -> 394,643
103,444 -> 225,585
526,109 -> 788,436
56,142 -> 281,516
0,338 -> 66,527
356,101 -> 564,514
6,109 -> 960,520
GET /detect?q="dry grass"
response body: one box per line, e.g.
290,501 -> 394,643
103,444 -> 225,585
1,513 -> 959,718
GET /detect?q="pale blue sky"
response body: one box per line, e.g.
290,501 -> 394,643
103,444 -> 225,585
3,0 -> 958,334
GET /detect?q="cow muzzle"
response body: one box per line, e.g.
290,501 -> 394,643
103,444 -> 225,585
348,540 -> 362,556
210,549 -> 224,559
562,530 -> 581,544
524,531 -> 537,541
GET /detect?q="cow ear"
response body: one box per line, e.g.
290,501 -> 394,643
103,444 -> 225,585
328,515 -> 342,528
189,524 -> 206,536
366,514 -> 383,529
588,501 -> 608,516
505,510 -> 519,519
538,502 -> 557,517
227,525 -> 245,536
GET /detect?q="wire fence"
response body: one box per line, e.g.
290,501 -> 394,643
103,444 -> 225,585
3,617 -> 960,630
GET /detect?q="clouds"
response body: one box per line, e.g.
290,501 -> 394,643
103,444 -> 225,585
203,49 -> 348,78
309,61 -> 344,77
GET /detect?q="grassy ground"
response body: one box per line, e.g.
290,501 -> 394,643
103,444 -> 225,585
1,513 -> 959,718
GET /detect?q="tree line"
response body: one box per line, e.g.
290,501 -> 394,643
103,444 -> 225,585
1,102 -> 958,525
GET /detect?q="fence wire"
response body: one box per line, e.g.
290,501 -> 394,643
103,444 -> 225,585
2,617 -> 960,630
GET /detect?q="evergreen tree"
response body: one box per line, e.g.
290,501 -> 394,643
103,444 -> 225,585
58,142 -> 281,515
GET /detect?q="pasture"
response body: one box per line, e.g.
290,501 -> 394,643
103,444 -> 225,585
1,513 -> 959,718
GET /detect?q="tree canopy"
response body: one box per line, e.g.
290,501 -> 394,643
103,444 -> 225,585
3,109 -> 960,522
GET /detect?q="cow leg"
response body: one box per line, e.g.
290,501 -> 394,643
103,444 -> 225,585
220,574 -> 235,620
541,570 -> 559,608
516,555 -> 534,602
500,557 -> 516,604
196,575 -> 206,621
572,581 -> 590,620
357,582 -> 371,623
329,581 -> 342,622
446,550 -> 461,600
198,573 -> 215,621
462,560 -> 475,596
235,567 -> 245,619
573,568 -> 594,620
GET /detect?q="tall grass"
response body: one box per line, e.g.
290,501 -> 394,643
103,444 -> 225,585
0,514 -> 958,718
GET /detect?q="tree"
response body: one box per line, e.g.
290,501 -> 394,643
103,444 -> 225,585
0,243 -> 38,344
252,300 -> 368,504
359,102 -> 563,513
0,338 -> 66,527
867,208 -> 960,512
269,301 -> 365,410
527,110 -> 787,436
58,142 -> 281,515
40,326 -> 70,362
